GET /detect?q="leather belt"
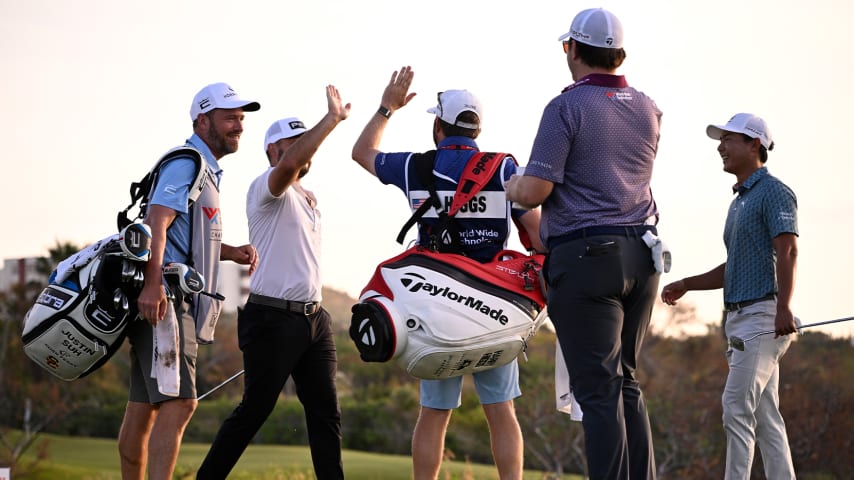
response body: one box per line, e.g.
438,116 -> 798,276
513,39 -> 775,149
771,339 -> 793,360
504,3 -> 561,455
548,224 -> 657,250
248,293 -> 321,316
724,294 -> 776,312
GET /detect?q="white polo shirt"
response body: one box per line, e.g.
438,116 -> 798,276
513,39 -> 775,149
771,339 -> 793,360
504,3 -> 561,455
246,168 -> 322,302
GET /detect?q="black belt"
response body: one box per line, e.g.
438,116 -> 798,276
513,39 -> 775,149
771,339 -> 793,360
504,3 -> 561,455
548,224 -> 657,250
724,294 -> 776,312
248,293 -> 321,316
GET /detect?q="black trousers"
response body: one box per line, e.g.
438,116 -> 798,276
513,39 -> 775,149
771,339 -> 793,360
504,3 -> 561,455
197,302 -> 343,480
547,234 -> 659,480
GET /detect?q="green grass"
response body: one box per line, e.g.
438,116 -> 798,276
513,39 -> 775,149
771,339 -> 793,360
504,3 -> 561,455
9,432 -> 581,479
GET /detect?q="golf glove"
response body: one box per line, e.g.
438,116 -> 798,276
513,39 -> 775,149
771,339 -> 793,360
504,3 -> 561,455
642,230 -> 672,274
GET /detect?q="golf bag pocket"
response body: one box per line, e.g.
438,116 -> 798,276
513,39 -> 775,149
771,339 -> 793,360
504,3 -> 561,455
350,247 -> 548,379
350,296 -> 408,363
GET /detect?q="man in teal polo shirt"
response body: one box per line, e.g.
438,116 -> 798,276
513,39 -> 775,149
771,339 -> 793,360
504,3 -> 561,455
661,113 -> 798,479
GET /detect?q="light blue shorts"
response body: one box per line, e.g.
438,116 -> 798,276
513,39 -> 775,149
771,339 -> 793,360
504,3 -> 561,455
419,359 -> 521,409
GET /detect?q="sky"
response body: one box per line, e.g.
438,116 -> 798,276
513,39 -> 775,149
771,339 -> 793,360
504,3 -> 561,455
2,0 -> 853,338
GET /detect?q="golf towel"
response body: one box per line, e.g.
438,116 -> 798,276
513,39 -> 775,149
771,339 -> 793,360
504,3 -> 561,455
54,234 -> 119,284
555,341 -> 583,421
151,301 -> 180,397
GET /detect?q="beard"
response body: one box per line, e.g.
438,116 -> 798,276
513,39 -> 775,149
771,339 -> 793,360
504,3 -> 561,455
207,123 -> 239,157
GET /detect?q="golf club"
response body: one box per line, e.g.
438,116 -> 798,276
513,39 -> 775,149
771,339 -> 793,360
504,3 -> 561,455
197,369 -> 245,400
113,288 -> 124,310
121,259 -> 136,283
729,315 -> 854,351
162,262 -> 225,301
163,262 -> 205,295
118,222 -> 152,262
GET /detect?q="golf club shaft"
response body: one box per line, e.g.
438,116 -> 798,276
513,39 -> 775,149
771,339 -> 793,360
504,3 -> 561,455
197,369 -> 244,400
748,315 -> 854,341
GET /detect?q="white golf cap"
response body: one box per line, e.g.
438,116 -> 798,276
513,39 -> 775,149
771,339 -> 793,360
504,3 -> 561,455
426,90 -> 482,129
264,117 -> 307,149
707,113 -> 774,150
558,7 -> 624,49
190,82 -> 261,121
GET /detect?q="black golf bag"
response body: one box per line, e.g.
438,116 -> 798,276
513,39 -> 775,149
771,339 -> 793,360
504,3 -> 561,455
21,223 -> 151,381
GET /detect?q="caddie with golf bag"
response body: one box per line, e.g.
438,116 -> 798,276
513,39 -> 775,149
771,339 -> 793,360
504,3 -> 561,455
351,67 -> 546,480
118,82 -> 259,480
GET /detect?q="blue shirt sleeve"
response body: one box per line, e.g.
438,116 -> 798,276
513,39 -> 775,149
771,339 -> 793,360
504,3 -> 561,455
375,152 -> 413,190
148,158 -> 196,213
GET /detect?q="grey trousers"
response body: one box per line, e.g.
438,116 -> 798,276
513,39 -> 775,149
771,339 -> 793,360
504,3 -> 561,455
723,301 -> 796,480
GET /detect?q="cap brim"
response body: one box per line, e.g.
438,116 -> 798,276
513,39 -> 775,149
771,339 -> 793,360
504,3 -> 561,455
239,101 -> 261,112
218,100 -> 261,112
558,31 -> 572,41
706,124 -> 726,141
426,106 -> 439,115
281,129 -> 306,140
265,130 -> 305,148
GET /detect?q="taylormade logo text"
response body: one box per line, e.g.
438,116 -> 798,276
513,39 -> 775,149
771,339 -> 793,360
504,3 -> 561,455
401,274 -> 509,325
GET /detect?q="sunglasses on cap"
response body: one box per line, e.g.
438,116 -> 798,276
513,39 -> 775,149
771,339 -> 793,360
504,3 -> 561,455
435,91 -> 446,118
562,39 -> 573,54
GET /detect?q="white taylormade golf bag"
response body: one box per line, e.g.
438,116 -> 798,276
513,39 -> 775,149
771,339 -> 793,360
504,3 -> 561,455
349,247 -> 548,380
21,223 -> 152,381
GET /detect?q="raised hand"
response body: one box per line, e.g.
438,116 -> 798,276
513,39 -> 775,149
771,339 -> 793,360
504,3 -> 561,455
326,84 -> 351,122
381,66 -> 417,112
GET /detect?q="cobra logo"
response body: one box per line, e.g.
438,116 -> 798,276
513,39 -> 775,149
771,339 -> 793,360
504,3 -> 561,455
36,287 -> 72,310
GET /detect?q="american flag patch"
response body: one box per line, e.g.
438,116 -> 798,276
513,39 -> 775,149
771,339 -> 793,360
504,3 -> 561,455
411,197 -> 428,209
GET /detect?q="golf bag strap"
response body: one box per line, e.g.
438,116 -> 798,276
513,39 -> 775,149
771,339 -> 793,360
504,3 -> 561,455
396,150 -> 441,245
117,147 -> 205,231
448,152 -> 507,216
511,216 -> 533,252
